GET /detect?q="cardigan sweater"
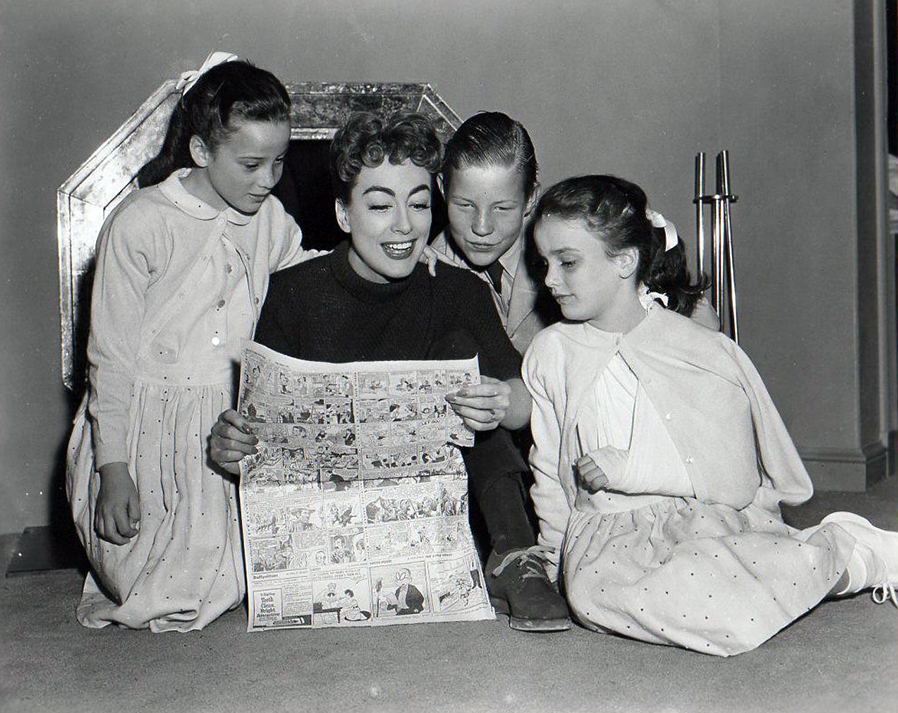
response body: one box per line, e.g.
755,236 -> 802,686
523,306 -> 814,560
86,170 -> 309,466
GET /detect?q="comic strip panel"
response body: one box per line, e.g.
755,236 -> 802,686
370,562 -> 430,619
312,570 -> 373,626
428,554 -> 491,614
248,535 -> 307,574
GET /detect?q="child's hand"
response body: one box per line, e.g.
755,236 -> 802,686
209,409 -> 258,474
576,455 -> 609,492
445,376 -> 510,431
95,462 -> 140,544
576,447 -> 629,492
419,245 -> 454,277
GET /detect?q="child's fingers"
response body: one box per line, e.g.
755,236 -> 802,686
114,507 -> 139,539
420,245 -> 453,276
96,509 -> 129,545
128,491 -> 142,529
211,450 -> 247,475
577,457 -> 609,492
577,460 -> 600,480
584,470 -> 609,492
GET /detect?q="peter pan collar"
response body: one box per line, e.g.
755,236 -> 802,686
157,168 -> 253,225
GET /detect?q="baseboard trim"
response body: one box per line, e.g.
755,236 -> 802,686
798,442 -> 888,491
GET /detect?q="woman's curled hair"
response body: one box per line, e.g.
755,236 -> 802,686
329,112 -> 442,202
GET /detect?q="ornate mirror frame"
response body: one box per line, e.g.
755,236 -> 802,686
57,82 -> 461,390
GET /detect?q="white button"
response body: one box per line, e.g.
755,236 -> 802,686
685,456 -> 694,464
211,336 -> 221,346
665,413 -> 672,421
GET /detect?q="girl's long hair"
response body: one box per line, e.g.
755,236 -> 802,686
534,175 -> 709,316
137,60 -> 290,188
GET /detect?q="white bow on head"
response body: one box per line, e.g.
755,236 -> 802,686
175,51 -> 239,98
645,208 -> 679,252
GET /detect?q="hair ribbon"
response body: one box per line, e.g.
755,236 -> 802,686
646,208 -> 678,252
176,51 -> 238,97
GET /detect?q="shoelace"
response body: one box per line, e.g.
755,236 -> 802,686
872,583 -> 898,609
492,545 -> 556,580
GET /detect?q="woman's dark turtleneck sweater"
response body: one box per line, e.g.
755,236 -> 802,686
255,240 -> 521,380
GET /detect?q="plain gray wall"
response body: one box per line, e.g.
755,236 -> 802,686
0,0 -> 891,534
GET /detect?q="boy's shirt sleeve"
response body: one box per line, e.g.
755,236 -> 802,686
522,337 -> 570,581
86,202 -> 158,467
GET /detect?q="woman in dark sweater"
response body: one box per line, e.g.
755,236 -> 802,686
211,112 -> 569,631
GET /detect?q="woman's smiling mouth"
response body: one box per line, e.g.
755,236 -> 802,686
381,241 -> 416,259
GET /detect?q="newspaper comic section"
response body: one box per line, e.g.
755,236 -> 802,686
237,342 -> 496,630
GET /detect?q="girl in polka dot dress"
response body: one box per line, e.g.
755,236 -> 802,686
522,174 -> 898,655
66,54 -> 322,631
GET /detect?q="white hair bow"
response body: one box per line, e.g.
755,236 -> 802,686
638,283 -> 669,310
646,208 -> 679,252
175,51 -> 238,97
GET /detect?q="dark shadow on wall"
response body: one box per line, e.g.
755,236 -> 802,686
8,382 -> 90,576
273,139 -> 448,251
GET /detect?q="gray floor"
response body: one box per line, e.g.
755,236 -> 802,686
2,477 -> 896,713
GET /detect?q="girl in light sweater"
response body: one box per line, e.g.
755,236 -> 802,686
523,174 -> 897,655
67,54 -> 321,631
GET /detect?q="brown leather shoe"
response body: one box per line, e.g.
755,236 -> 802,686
486,546 -> 572,632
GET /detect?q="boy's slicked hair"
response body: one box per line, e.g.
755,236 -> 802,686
443,111 -> 538,199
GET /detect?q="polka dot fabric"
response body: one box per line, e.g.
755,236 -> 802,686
524,324 -> 855,657
68,381 -> 245,632
563,497 -> 854,656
